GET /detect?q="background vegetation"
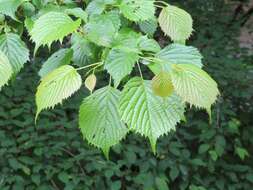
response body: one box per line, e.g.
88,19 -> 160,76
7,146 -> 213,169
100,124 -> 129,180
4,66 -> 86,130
0,0 -> 253,189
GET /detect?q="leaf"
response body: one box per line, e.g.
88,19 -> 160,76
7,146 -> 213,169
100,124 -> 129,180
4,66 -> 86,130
71,33 -> 98,67
152,71 -> 174,97
65,8 -> 88,22
170,166 -> 179,181
138,36 -> 161,53
156,44 -> 203,68
0,33 -> 29,74
171,64 -> 219,111
120,0 -> 155,22
85,74 -> 96,93
235,147 -> 249,160
105,48 -> 139,86
39,48 -> 73,78
139,17 -> 158,37
0,51 -> 13,90
158,5 -> 193,42
119,77 -> 185,152
84,12 -> 120,47
36,65 -> 82,120
79,87 -> 128,158
30,12 -> 81,52
86,0 -> 116,15
0,0 -> 23,20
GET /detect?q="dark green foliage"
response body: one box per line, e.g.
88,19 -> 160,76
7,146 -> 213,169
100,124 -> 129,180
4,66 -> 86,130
0,0 -> 252,189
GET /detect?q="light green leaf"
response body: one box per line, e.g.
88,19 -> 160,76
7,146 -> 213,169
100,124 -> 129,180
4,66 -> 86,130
30,12 -> 81,52
158,5 -> 193,42
71,33 -> 98,67
84,12 -> 120,47
156,44 -> 203,68
120,0 -> 155,22
119,77 -> 185,152
86,0 -> 116,15
171,64 -> 219,111
139,17 -> 158,37
79,87 -> 128,158
138,36 -> 161,53
39,48 -> 73,78
105,48 -> 139,86
0,0 -> 23,20
0,51 -> 13,90
0,33 -> 29,74
36,65 -> 82,120
235,147 -> 249,160
65,8 -> 88,22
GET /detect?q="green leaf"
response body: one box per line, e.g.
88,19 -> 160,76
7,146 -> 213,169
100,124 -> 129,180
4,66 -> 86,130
79,87 -> 128,158
71,33 -> 98,67
235,147 -> 249,160
0,51 -> 13,90
84,12 -> 120,47
170,166 -> 179,181
0,33 -> 29,74
0,0 -> 23,20
39,48 -> 73,78
198,144 -> 210,154
105,48 -> 139,86
138,36 -> 161,53
156,44 -> 203,68
171,64 -> 219,111
139,17 -> 158,37
120,0 -> 155,22
158,5 -> 193,42
36,65 -> 82,120
65,8 -> 88,22
30,12 -> 81,52
86,0 -> 116,15
119,77 -> 185,152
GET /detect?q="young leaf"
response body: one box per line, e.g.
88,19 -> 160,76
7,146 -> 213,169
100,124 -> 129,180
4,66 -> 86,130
156,44 -> 203,68
0,33 -> 29,74
79,87 -> 128,158
119,77 -> 185,152
120,0 -> 155,22
71,33 -> 98,67
151,71 -> 174,97
85,0 -> 116,15
158,5 -> 193,42
36,65 -> 82,120
85,74 -> 96,93
0,51 -> 13,90
171,64 -> 219,111
0,0 -> 23,21
39,48 -> 73,78
30,12 -> 81,52
105,48 -> 139,86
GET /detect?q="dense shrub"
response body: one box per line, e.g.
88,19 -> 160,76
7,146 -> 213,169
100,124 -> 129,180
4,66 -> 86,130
0,0 -> 252,189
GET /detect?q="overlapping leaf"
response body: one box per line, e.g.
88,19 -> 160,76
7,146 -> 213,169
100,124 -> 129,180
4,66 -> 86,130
0,51 -> 13,90
79,87 -> 128,158
0,33 -> 29,74
0,0 -> 23,20
30,12 -> 81,52
158,5 -> 193,42
39,48 -> 73,78
119,77 -> 185,152
84,12 -> 120,47
71,34 -> 98,67
171,64 -> 219,111
156,44 -> 203,68
36,65 -> 82,120
65,8 -> 88,22
105,48 -> 139,86
120,0 -> 155,22
139,17 -> 158,37
138,36 -> 161,53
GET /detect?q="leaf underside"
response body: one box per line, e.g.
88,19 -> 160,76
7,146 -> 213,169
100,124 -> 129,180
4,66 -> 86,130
0,51 -> 13,90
